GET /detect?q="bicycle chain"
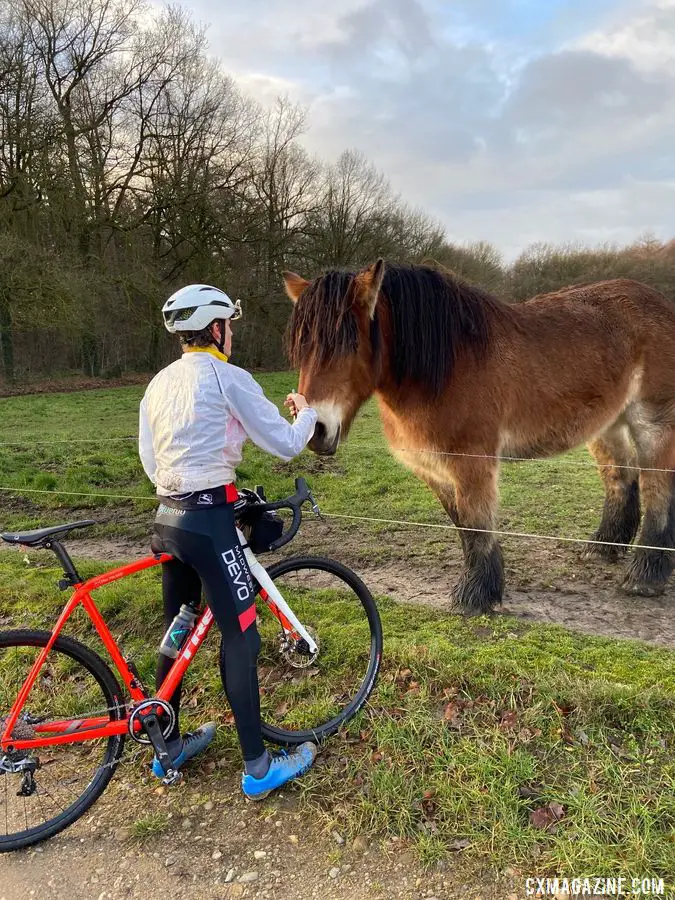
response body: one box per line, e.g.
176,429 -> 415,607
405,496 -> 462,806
4,702 -> 170,776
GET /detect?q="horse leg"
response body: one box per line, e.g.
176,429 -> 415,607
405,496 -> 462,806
622,426 -> 675,596
584,423 -> 640,560
447,459 -> 504,615
417,473 -> 465,548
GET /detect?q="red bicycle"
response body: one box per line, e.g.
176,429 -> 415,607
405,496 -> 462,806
0,478 -> 382,851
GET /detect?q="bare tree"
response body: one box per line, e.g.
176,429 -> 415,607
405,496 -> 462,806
247,98 -> 320,294
0,0 -> 509,382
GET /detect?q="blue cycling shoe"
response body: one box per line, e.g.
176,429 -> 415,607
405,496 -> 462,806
151,722 -> 217,778
241,742 -> 318,800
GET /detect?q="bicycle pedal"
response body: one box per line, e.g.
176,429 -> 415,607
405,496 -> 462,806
161,768 -> 184,787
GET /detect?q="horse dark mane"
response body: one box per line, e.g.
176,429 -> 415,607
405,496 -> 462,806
286,269 -> 359,371
286,262 -> 505,395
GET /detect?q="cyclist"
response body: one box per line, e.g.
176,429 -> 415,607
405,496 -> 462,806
139,284 -> 318,799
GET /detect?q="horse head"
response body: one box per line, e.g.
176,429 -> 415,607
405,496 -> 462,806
284,260 -> 385,455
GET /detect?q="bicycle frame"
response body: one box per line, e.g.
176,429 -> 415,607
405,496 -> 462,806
1,530 -> 318,755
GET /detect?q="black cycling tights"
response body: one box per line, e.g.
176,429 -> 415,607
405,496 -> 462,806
152,501 -> 266,761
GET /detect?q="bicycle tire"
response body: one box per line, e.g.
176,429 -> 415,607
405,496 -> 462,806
0,630 -> 126,852
249,556 -> 382,747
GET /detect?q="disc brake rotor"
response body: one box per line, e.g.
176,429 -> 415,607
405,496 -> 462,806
278,627 -> 320,669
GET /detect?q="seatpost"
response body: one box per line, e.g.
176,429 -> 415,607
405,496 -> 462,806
46,540 -> 83,589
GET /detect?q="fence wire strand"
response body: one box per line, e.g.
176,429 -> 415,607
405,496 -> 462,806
319,511 -> 675,554
393,447 -> 675,475
0,437 -> 135,447
2,484 -> 675,555
2,434 -> 674,475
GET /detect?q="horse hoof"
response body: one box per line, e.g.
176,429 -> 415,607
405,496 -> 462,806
581,543 -> 623,563
459,606 -> 498,619
450,589 -> 499,617
620,580 -> 665,597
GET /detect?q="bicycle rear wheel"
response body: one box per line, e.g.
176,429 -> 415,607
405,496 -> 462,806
0,630 -> 125,852
246,556 -> 382,746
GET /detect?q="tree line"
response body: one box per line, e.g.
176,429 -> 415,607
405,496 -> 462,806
1,0 -> 673,383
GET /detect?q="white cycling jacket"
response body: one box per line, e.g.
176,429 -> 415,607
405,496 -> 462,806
139,348 -> 318,495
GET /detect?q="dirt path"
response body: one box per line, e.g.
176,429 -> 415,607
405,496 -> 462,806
0,374 -> 152,398
69,518 -> 675,648
0,760 -> 515,900
356,550 -> 675,648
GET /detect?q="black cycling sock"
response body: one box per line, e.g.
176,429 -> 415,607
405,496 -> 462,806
156,652 -> 182,744
166,735 -> 183,758
244,749 -> 271,778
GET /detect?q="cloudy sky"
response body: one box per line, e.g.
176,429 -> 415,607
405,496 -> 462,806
175,0 -> 675,259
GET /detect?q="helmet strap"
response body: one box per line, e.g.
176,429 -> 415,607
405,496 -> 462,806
211,320 -> 227,355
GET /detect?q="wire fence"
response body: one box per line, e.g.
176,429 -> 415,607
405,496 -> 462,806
1,434 -> 673,475
0,437 -> 136,447
2,484 -> 674,555
2,421 -> 673,553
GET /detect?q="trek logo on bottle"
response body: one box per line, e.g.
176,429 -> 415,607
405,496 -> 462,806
170,627 -> 189,646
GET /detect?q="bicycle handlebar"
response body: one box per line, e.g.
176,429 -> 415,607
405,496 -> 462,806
244,477 -> 318,552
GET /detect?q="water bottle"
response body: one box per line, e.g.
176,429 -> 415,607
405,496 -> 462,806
159,604 -> 198,658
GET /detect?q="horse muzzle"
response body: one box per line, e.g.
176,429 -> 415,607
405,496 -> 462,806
309,421 -> 341,456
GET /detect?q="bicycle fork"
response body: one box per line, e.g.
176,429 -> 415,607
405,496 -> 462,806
237,528 -> 318,654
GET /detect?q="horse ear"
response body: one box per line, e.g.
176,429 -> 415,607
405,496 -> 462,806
354,258 -> 385,319
282,271 -> 310,304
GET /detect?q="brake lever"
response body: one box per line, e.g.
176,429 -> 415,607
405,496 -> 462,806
307,490 -> 323,520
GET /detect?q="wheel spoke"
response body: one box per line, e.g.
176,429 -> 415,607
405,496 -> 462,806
0,633 -> 124,850
39,764 -> 80,802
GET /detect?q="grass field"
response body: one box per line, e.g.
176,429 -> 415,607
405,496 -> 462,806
0,377 -> 673,885
0,372 -> 604,540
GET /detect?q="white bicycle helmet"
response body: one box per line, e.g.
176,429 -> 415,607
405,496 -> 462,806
162,284 -> 242,333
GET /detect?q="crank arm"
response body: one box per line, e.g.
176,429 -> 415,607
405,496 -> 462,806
141,714 -> 183,786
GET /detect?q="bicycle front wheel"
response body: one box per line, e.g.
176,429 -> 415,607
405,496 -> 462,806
0,630 -> 126,852
250,556 -> 382,746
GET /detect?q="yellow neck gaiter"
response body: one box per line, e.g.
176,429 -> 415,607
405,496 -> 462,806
183,346 -> 229,363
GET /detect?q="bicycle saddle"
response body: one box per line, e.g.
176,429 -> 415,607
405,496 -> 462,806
1,520 -> 97,547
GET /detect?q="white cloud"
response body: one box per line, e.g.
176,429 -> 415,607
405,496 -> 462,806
445,179 -> 675,260
233,72 -> 313,108
573,0 -> 675,74
173,0 -> 675,256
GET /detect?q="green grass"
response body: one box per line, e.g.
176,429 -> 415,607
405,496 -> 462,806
0,375 -> 604,542
131,812 -> 170,840
0,553 -> 672,883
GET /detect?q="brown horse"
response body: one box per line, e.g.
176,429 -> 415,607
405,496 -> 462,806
283,260 -> 675,614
